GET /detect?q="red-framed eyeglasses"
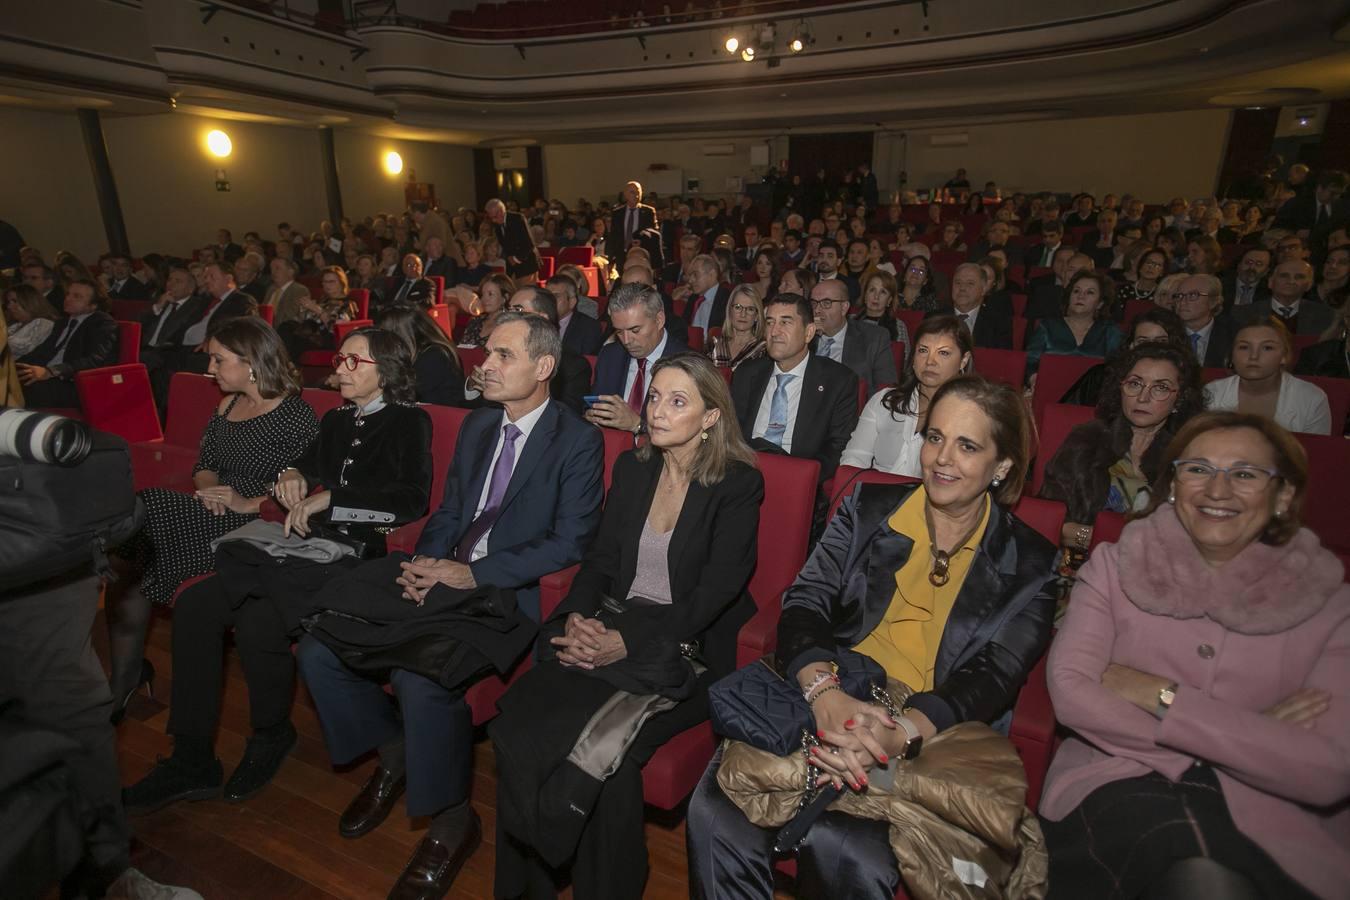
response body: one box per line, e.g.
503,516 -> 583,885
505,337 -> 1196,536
332,353 -> 378,371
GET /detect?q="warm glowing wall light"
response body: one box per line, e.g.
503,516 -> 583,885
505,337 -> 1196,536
724,36 -> 739,53
383,150 -> 404,175
206,129 -> 232,157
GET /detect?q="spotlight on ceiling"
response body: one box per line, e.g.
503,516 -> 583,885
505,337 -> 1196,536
741,46 -> 755,61
724,36 -> 739,53
789,37 -> 804,53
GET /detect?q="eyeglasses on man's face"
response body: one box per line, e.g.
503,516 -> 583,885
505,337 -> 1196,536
1171,290 -> 1212,305
1171,459 -> 1280,493
810,298 -> 844,310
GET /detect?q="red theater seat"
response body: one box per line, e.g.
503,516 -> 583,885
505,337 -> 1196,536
258,305 -> 275,326
558,246 -> 594,267
1033,355 -> 1101,426
301,387 -> 346,419
895,309 -> 925,342
75,364 -> 162,444
973,348 -> 1027,389
117,321 -> 141,364
1295,433 -> 1350,553
1304,375 -> 1350,435
1030,403 -> 1096,494
386,405 -> 472,555
130,373 -> 221,491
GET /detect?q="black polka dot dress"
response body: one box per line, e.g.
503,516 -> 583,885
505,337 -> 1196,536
137,393 -> 319,605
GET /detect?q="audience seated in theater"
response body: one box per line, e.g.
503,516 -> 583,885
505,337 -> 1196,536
1271,168 -> 1348,237
452,239 -> 493,288
1024,270 -> 1124,383
1060,307 -> 1189,406
615,261 -> 687,346
107,318 -> 318,728
372,304 -> 465,408
16,277 -> 118,409
931,221 -> 967,255
1185,235 -> 1223,278
123,328 -> 432,814
1063,193 -> 1098,230
504,285 -> 590,414
1275,232 -> 1311,265
421,236 -> 457,282
733,223 -> 761,272
928,262 -> 1014,350
969,219 -> 1014,261
854,269 -> 910,349
812,241 -> 860,304
840,238 -> 871,286
545,274 -> 602,357
3,283 -> 57,360
678,253 -> 732,334
457,272 -> 513,348
1221,245 -> 1273,312
588,283 -> 687,434
811,278 -> 897,396
277,265 -> 357,362
107,254 -> 150,301
1204,318 -> 1331,435
1042,341 -> 1204,557
382,252 -> 436,312
213,228 -> 243,262
1237,259 -> 1331,336
1040,412 -> 1349,900
688,375 -> 1057,898
707,284 -> 767,371
896,255 -> 939,312
841,314 -> 973,478
1174,273 -> 1237,368
493,352 -> 763,899
731,292 -> 859,484
1024,220 -> 1066,269
554,262 -> 600,320
233,253 -> 267,303
662,232 -> 703,290
23,262 -> 64,315
263,257 -> 307,329
296,313 -> 603,900
1081,209 -> 1120,270
1026,251 -> 1092,326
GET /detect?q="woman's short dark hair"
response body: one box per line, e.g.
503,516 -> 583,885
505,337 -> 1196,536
927,374 -> 1031,505
342,327 -> 417,405
1097,341 -> 1205,426
372,305 -> 463,377
882,314 -> 973,417
210,317 -> 302,399
1139,411 -> 1308,545
1136,247 -> 1170,278
1062,269 -> 1115,321
1128,306 -> 1187,345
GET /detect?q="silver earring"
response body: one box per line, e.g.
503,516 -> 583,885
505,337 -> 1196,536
1168,492 -> 1175,504
248,368 -> 257,383
991,476 -> 1002,488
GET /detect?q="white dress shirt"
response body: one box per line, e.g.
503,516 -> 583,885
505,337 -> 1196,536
623,332 -> 669,400
469,398 -> 551,561
1203,374 -> 1331,435
752,352 -> 811,452
954,304 -> 981,335
1233,279 -> 1259,307
558,311 -> 573,339
691,288 -> 717,331
841,389 -> 924,476
182,289 -> 234,346
148,297 -> 191,346
816,322 -> 847,364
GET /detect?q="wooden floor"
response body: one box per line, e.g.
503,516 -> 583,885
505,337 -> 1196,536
106,609 -> 696,900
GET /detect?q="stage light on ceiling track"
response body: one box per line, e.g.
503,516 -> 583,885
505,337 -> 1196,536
383,150 -> 404,175
789,37 -> 803,52
724,36 -> 739,53
741,46 -> 755,61
206,129 -> 232,158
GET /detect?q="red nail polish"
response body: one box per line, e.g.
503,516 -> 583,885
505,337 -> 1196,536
816,729 -> 825,739
879,754 -> 888,764
844,719 -> 854,728
860,775 -> 868,785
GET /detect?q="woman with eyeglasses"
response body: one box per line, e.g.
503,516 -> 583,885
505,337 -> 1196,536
1059,308 -> 1189,407
841,315 -> 971,477
1041,412 -> 1348,900
1040,341 -> 1205,558
897,255 -> 940,312
708,284 -> 768,371
1117,247 -> 1170,307
124,326 -> 434,815
1204,318 -> 1332,435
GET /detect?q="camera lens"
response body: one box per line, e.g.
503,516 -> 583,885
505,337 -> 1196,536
0,408 -> 94,466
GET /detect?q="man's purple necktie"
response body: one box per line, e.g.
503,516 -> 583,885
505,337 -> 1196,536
455,423 -> 522,562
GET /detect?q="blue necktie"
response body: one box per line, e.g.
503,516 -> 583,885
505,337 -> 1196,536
817,336 -> 836,360
1189,332 -> 1201,355
764,373 -> 795,447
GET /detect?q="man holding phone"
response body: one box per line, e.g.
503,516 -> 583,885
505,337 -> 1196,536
585,283 -> 687,434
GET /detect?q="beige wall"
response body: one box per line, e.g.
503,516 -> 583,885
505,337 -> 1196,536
543,138 -> 777,209
333,131 -> 475,219
0,106 -> 105,262
901,109 -> 1231,202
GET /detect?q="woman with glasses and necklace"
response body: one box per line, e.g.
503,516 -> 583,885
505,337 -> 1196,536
708,284 -> 768,371
1205,318 -> 1332,435
123,328 -> 434,815
897,255 -> 939,312
1040,342 -> 1206,561
1041,412 -> 1348,900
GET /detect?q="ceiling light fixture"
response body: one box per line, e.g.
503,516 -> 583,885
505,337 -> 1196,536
206,129 -> 232,158
383,150 -> 403,175
724,36 -> 739,53
741,46 -> 755,61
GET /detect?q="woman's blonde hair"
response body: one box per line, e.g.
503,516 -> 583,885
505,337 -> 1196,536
718,284 -> 764,340
636,352 -> 758,486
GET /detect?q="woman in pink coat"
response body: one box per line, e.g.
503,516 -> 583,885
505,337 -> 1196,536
1040,411 -> 1349,899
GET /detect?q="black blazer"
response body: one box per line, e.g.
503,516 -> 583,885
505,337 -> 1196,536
496,211 -> 541,280
927,294 -> 1015,350
423,256 -> 456,281
549,451 -> 763,677
413,346 -> 465,407
777,482 -> 1057,733
139,296 -> 209,349
20,310 -> 119,378
560,310 -> 603,357
1294,338 -> 1350,378
1195,314 -> 1239,368
730,353 -> 859,482
108,278 -> 150,300
552,347 -> 591,414
607,203 -> 657,261
415,402 -> 605,620
590,331 -> 689,396
238,279 -> 268,303
1220,273 -> 1271,313
380,277 -> 436,311
293,402 -> 434,553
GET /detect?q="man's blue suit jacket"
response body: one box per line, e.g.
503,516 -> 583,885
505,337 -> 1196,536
415,401 -> 605,620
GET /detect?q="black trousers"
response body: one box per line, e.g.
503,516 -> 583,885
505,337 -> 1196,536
20,376 -> 80,409
0,570 -> 130,891
166,574 -> 295,740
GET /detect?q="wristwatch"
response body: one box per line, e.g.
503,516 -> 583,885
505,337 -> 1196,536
1156,682 -> 1178,718
895,716 -> 923,760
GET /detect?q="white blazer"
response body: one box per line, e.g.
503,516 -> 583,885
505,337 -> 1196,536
841,388 -> 925,477
1203,373 -> 1332,435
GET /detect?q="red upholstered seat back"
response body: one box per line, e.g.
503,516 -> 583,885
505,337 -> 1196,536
75,363 -> 162,443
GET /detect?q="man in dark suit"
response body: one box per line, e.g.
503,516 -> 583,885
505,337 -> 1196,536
421,236 -> 457,282
813,241 -> 860,303
587,283 -> 687,435
859,161 -> 880,212
928,263 -> 1015,350
606,180 -> 658,264
1175,274 -> 1237,368
545,275 -> 602,357
140,265 -> 207,352
381,253 -> 436,311
106,256 -> 150,301
731,293 -> 859,485
232,253 -> 268,303
17,279 -> 119,408
214,229 -> 243,261
1238,259 -> 1331,336
1273,170 -> 1347,236
507,285 -> 591,413
729,193 -> 764,242
22,263 -> 64,316
297,313 -> 604,900
154,261 -> 258,398
487,198 -> 540,283
733,224 -> 761,272
678,254 -> 731,334
809,279 -> 896,395
660,232 -> 703,292
1221,246 -> 1274,313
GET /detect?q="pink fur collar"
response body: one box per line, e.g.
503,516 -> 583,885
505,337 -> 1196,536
1115,505 -> 1343,634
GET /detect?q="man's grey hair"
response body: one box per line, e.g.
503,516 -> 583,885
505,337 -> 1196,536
493,310 -> 561,365
688,254 -> 719,278
486,198 -> 506,213
607,283 -> 664,320
954,262 -> 989,286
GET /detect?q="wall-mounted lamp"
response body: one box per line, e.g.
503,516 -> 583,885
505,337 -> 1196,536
383,150 -> 404,175
206,129 -> 232,158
